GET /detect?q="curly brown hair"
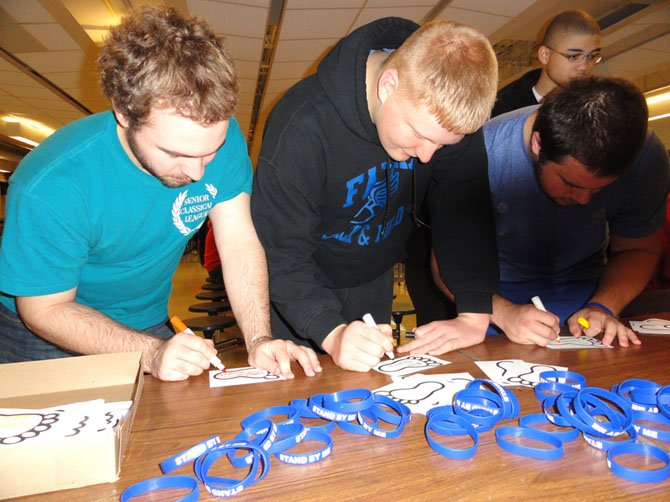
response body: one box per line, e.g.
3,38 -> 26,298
98,6 -> 238,126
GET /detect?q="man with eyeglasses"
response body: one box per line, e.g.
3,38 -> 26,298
492,10 -> 601,117
400,77 -> 669,354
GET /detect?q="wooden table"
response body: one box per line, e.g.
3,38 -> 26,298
24,316 -> 670,501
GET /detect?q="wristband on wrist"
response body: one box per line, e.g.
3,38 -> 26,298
121,475 -> 199,502
584,302 -> 615,317
607,443 -> 670,483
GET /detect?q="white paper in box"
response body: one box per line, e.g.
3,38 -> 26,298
0,352 -> 143,499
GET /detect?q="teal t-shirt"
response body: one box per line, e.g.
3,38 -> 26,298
0,111 -> 252,329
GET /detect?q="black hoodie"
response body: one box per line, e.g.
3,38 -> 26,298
251,17 -> 498,347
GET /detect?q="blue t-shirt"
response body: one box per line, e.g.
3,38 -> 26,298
0,111 -> 252,329
484,107 -> 669,323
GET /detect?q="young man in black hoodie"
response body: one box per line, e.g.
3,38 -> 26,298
251,18 -> 499,372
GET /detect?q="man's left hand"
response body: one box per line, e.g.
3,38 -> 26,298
567,308 -> 641,347
247,338 -> 322,378
397,313 -> 488,356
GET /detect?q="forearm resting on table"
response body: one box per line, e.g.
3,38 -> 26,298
16,291 -> 162,372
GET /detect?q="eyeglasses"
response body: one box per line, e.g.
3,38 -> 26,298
546,47 -> 603,64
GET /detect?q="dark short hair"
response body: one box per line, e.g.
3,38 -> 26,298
542,9 -> 601,47
533,76 -> 648,177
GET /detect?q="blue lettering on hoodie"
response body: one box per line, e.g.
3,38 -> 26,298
322,159 -> 414,246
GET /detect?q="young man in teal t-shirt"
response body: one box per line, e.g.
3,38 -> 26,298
0,7 -> 320,381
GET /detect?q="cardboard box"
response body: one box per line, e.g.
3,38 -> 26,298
0,352 -> 143,499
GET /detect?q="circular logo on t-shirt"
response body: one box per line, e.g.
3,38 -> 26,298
171,184 -> 217,235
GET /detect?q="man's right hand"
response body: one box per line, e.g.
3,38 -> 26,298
322,320 -> 394,372
146,332 -> 218,381
494,302 -> 560,346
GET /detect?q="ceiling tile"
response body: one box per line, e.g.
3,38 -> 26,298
22,23 -> 81,51
281,8 -> 360,39
223,35 -> 263,61
287,0 -> 364,7
273,39 -> 337,62
1,0 -> 55,23
13,50 -> 92,73
436,7 -> 509,35
448,0 -> 535,18
268,60 -> 314,79
235,60 -> 261,79
189,0 -> 267,37
353,7 -> 433,28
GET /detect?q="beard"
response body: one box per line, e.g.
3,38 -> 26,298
125,127 -> 191,188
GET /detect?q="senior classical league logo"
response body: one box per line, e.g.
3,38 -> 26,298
171,183 -> 218,236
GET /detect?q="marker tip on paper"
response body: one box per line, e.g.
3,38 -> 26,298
530,296 -> 559,343
170,315 -> 226,371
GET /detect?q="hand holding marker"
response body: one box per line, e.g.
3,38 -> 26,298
170,315 -> 226,371
362,313 -> 395,360
530,296 -> 559,343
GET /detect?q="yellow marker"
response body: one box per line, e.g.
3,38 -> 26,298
578,317 -> 590,329
170,315 -> 225,371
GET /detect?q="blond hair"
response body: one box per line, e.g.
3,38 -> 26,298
384,20 -> 497,133
98,6 -> 238,126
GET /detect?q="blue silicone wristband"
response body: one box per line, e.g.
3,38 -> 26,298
518,413 -> 579,442
308,394 -> 357,422
121,475 -> 199,502
159,435 -> 221,474
495,426 -> 564,460
289,398 -> 336,434
323,389 -> 374,413
240,405 -> 298,430
607,443 -> 670,483
275,429 -> 333,465
583,425 -> 637,451
467,379 -> 520,420
658,385 -> 670,419
357,395 -> 410,438
539,370 -> 586,390
425,413 -> 478,460
573,388 -> 633,437
194,441 -> 270,497
632,409 -> 670,441
584,302 -> 615,317
534,382 -> 578,402
228,419 -> 277,468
